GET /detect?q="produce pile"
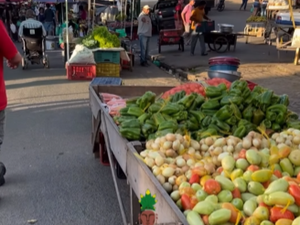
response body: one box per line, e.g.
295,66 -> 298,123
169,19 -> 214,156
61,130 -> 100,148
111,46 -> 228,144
114,80 -> 300,141
78,26 -> 121,49
139,129 -> 300,225
246,16 -> 267,23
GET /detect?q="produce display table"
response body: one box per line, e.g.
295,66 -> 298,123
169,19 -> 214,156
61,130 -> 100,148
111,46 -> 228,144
89,84 -> 188,225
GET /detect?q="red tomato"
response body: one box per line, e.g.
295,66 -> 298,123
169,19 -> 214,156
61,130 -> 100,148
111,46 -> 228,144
270,207 -> 294,223
189,174 -> 200,184
181,194 -> 192,210
288,184 -> 300,206
259,202 -> 271,210
203,179 -> 221,195
232,188 -> 241,199
238,149 -> 247,159
262,180 -> 271,189
247,165 -> 260,172
202,215 -> 209,225
273,170 -> 282,178
297,171 -> 300,182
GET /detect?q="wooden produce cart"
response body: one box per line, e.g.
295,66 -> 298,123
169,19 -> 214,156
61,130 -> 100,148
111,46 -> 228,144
244,22 -> 267,44
89,84 -> 188,225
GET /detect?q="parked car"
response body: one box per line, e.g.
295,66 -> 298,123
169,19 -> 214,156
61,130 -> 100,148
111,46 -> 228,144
150,0 -> 178,32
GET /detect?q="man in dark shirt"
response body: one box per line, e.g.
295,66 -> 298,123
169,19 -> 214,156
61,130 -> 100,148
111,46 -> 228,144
44,3 -> 54,35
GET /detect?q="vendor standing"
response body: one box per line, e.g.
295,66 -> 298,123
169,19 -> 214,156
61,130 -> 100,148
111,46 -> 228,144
190,0 -> 210,56
137,5 -> 152,67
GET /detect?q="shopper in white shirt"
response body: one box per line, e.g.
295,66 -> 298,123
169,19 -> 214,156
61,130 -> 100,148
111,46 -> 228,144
18,9 -> 46,37
137,5 -> 152,67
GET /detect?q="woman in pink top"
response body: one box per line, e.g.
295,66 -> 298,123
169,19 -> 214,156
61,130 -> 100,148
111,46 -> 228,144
181,0 -> 195,45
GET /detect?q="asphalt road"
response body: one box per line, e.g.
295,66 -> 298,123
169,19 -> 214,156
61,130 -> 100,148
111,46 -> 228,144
0,3 -> 252,224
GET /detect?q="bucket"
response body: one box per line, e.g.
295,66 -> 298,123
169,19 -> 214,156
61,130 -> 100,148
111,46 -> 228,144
45,36 -> 57,50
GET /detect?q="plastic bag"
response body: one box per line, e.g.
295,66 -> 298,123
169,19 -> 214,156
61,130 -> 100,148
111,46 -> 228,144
10,23 -> 16,34
68,44 -> 96,64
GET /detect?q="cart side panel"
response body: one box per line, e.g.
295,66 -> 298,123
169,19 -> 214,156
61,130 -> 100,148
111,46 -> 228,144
98,85 -> 175,175
126,142 -> 188,225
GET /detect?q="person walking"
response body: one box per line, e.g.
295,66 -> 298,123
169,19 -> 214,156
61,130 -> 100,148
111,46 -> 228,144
190,0 -> 210,56
181,0 -> 195,45
0,20 -> 22,185
240,0 -> 248,10
44,3 -> 54,35
137,5 -> 152,67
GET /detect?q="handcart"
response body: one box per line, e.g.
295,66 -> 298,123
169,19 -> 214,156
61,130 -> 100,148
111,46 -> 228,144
158,29 -> 184,53
204,31 -> 238,53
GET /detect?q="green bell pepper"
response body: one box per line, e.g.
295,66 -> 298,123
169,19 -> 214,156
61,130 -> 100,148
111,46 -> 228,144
212,118 -> 231,132
119,127 -> 141,140
126,97 -> 139,105
214,105 -> 233,121
160,103 -> 180,115
145,119 -> 157,128
272,123 -> 281,131
238,104 -> 244,112
155,128 -> 174,138
162,113 -> 177,123
266,110 -> 276,122
260,119 -> 272,129
233,126 -> 247,138
127,106 -> 144,117
238,119 -> 251,127
252,85 -> 265,94
226,116 -> 237,126
286,119 -> 300,130
158,121 -> 178,132
152,113 -> 165,126
136,91 -> 156,110
189,110 -> 205,124
114,116 -> 136,124
201,116 -> 212,127
201,109 -> 218,117
287,111 -> 299,120
220,95 -> 243,106
142,123 -> 156,137
121,119 -> 141,128
170,91 -> 186,103
147,133 -> 156,140
230,104 -> 242,120
200,128 -> 218,138
148,102 -> 162,114
205,86 -> 223,98
271,94 -> 280,105
276,111 -> 286,125
138,113 -> 150,124
190,94 -> 205,109
186,120 -> 199,131
228,88 -> 242,96
258,90 -> 273,111
231,124 -> 237,133
252,109 -> 265,126
231,80 -> 248,90
201,99 -> 220,110
173,111 -> 188,121
242,105 -> 255,122
279,94 -> 289,106
178,94 -> 196,108
267,104 -> 288,113
242,88 -> 251,98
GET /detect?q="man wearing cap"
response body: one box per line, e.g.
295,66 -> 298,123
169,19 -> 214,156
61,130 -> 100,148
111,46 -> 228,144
18,9 -> 46,37
137,5 -> 152,67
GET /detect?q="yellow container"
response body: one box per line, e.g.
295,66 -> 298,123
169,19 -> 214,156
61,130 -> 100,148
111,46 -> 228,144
96,63 -> 120,77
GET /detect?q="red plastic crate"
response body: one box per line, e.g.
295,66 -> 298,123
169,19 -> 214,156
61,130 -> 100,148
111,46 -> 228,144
99,132 -> 110,166
66,63 -> 96,80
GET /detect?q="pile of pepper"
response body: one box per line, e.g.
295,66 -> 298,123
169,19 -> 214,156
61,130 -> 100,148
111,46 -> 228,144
114,80 -> 300,141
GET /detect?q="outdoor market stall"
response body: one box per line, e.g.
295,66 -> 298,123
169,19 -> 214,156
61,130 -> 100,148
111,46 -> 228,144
89,58 -> 300,224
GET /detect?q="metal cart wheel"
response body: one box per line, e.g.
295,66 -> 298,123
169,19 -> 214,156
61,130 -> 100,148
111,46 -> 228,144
43,55 -> 49,68
214,36 -> 229,53
208,42 -> 222,51
21,57 -> 26,70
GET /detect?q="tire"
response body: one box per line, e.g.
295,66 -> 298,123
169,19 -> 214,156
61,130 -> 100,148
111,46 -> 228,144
214,36 -> 229,53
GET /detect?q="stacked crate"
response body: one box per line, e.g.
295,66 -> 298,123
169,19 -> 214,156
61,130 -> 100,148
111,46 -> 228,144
66,63 -> 96,80
93,50 -> 121,77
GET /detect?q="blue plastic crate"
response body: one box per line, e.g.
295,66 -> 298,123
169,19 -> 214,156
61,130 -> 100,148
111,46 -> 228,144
93,50 -> 120,64
90,77 -> 123,86
209,65 -> 238,71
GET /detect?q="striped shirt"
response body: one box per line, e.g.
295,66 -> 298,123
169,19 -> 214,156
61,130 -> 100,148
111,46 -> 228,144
18,18 -> 46,37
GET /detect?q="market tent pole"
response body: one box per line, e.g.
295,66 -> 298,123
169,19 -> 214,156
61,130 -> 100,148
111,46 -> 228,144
65,0 -> 70,62
92,0 -> 95,29
289,0 -> 296,28
88,0 -> 91,30
130,0 -> 134,39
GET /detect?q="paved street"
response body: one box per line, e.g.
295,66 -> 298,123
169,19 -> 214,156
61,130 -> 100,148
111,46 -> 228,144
1,1 -> 300,224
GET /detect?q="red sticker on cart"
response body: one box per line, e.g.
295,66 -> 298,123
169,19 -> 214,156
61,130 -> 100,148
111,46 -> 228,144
139,189 -> 157,225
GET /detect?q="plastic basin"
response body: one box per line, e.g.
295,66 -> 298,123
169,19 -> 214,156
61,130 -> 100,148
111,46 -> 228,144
209,65 -> 238,71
